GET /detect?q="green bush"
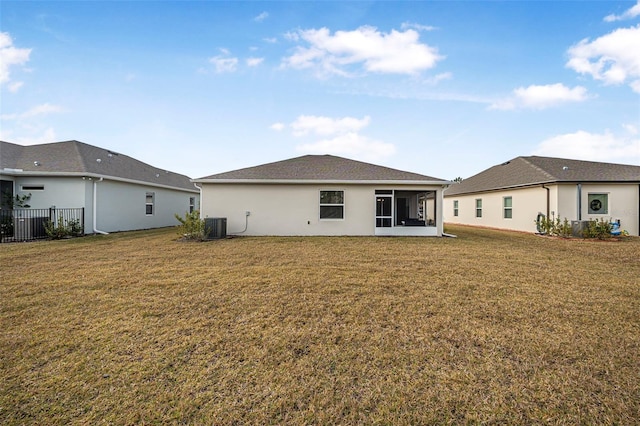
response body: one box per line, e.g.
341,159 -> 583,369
583,218 -> 612,239
535,214 -> 571,238
175,210 -> 206,241
45,216 -> 83,240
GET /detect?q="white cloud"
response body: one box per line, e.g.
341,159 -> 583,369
282,26 -> 443,77
490,83 -> 589,110
604,1 -> 640,22
566,25 -> 640,93
1,103 -> 65,120
401,22 -> 437,32
623,123 -> 638,135
270,122 -> 285,131
8,81 -> 24,92
296,132 -> 396,162
254,12 -> 269,22
246,57 -> 264,67
0,32 -> 31,87
0,127 -> 57,146
290,115 -> 371,137
423,72 -> 452,85
209,55 -> 238,73
532,130 -> 640,165
263,37 -> 278,44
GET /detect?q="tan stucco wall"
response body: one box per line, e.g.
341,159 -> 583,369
579,183 -> 639,236
200,183 -> 444,236
444,187 -> 546,233
444,183 -> 640,236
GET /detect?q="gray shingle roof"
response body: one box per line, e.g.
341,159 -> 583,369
1,140 -> 196,192
195,154 -> 447,183
445,156 -> 640,196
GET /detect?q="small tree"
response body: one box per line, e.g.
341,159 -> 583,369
1,191 -> 31,209
175,210 -> 206,241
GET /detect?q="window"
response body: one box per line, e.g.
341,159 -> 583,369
320,190 -> 344,219
453,200 -> 459,217
145,192 -> 155,215
588,193 -> 608,214
189,197 -> 196,213
21,184 -> 44,191
503,196 -> 512,219
475,199 -> 482,218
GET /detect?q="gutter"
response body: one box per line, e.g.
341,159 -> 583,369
577,183 -> 582,220
193,182 -> 202,218
542,184 -> 550,218
93,177 -> 109,235
4,171 -> 198,193
192,178 -> 452,186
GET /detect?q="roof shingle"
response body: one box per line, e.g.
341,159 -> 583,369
195,154 -> 446,182
445,156 -> 640,196
1,140 -> 196,191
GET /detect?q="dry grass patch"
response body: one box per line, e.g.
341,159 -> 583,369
1,225 -> 639,424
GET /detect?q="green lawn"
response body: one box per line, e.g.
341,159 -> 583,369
1,225 -> 639,424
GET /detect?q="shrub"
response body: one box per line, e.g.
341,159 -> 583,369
44,216 -> 83,239
175,210 -> 206,241
535,214 -> 571,238
583,218 -> 613,240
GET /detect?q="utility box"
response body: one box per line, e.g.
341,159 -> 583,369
204,217 -> 227,240
571,220 -> 589,238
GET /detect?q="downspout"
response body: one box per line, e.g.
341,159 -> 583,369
93,177 -> 109,235
542,184 -> 550,218
577,183 -> 582,220
193,182 -> 202,217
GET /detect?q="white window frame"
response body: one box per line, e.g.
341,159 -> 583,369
189,196 -> 196,213
453,200 -> 459,217
503,196 -> 512,219
587,193 -> 608,215
475,198 -> 482,218
145,192 -> 155,216
319,190 -> 344,220
21,184 -> 44,191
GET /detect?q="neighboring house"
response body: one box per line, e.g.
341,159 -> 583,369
193,154 -> 450,236
1,140 -> 199,236
444,156 -> 640,236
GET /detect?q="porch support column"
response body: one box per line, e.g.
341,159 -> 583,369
436,187 -> 444,236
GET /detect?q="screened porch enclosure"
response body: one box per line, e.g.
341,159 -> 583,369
374,189 -> 438,236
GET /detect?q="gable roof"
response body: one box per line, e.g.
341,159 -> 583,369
194,154 -> 448,184
0,140 -> 196,192
445,156 -> 640,196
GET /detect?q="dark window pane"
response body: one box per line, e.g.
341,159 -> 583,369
376,217 -> 392,227
146,205 -> 153,215
320,191 -> 343,204
320,205 -> 343,219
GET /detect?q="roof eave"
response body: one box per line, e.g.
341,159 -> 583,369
192,178 -> 450,186
1,170 -> 198,193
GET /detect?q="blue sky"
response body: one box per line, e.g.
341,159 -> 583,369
1,1 -> 639,180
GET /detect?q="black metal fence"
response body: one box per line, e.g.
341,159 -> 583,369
0,208 -> 84,243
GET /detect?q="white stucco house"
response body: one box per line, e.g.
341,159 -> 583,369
444,156 -> 640,236
1,140 -> 199,237
193,154 -> 451,236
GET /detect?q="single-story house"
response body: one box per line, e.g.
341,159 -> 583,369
443,156 -> 640,236
1,140 -> 199,237
193,154 -> 450,236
